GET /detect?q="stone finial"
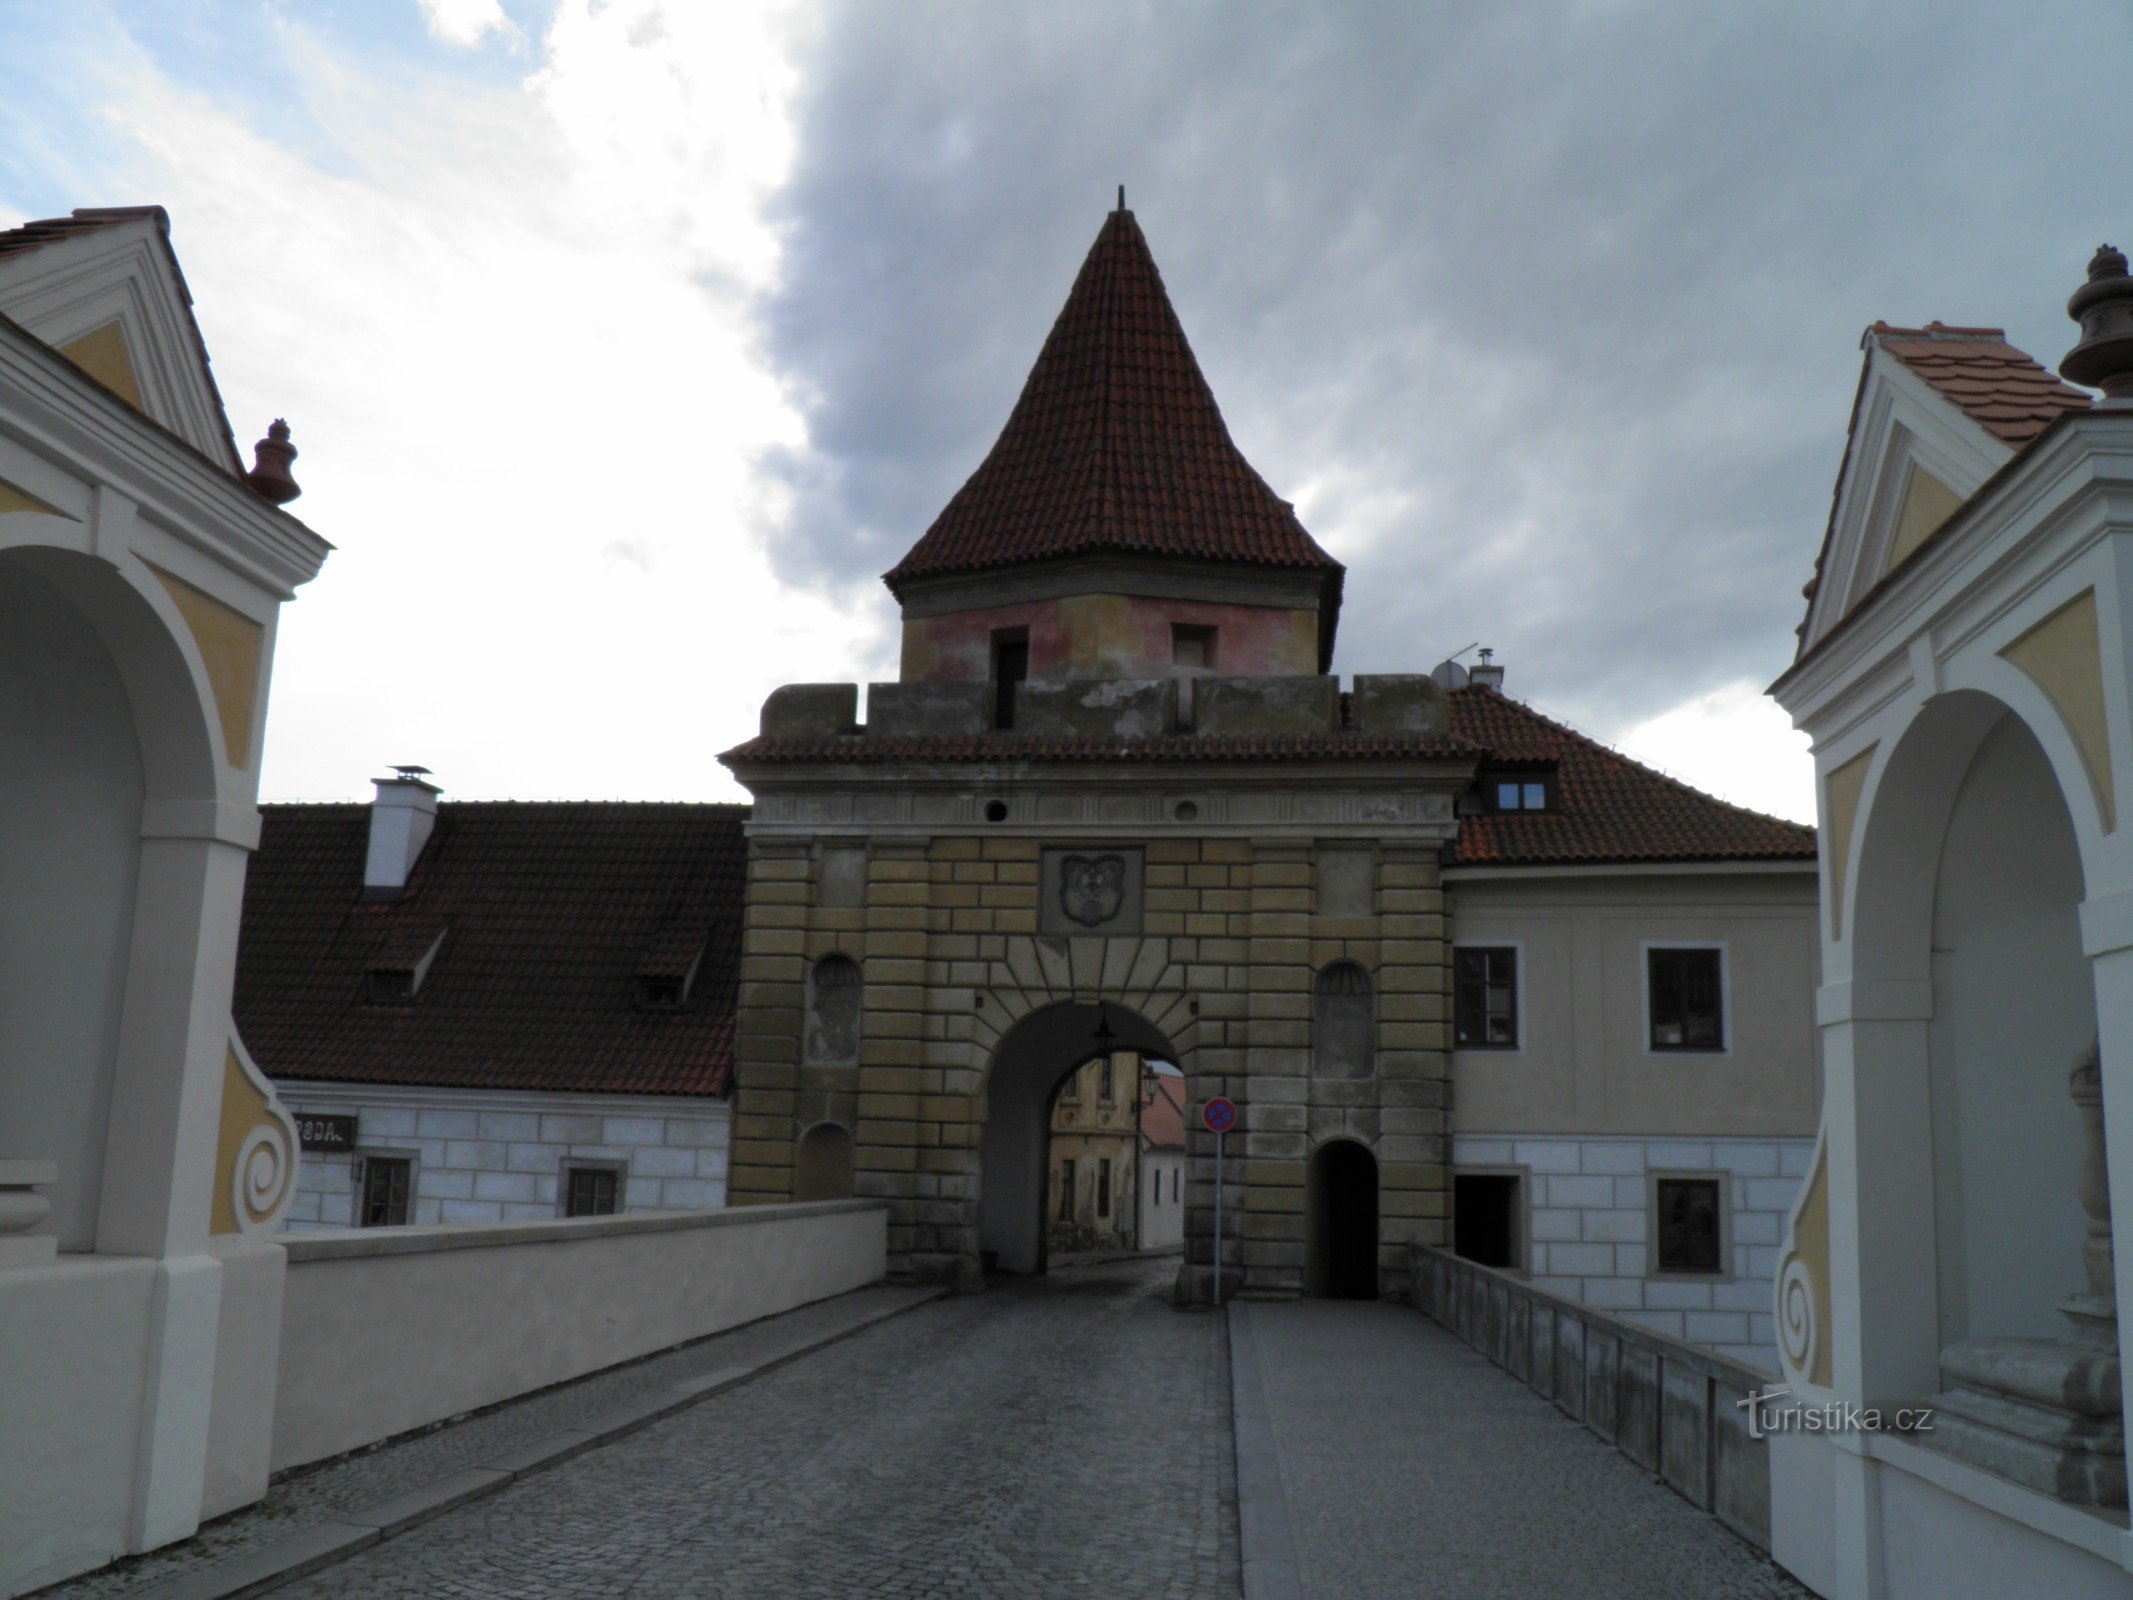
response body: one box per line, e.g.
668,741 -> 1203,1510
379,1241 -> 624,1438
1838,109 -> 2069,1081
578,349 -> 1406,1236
2061,244 -> 2133,399
246,418 -> 301,504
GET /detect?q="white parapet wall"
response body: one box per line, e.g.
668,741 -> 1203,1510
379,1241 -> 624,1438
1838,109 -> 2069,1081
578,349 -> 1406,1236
272,1199 -> 886,1473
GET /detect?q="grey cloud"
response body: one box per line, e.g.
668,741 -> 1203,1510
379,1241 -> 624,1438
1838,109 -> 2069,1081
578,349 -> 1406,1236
755,1 -> 2133,736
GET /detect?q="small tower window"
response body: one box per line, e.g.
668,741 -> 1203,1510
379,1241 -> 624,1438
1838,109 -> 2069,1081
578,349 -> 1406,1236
992,630 -> 1029,729
1172,624 -> 1217,670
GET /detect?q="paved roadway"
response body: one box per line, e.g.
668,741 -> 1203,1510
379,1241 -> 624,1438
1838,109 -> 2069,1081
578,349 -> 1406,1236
1243,1299 -> 1813,1600
276,1256 -> 1239,1599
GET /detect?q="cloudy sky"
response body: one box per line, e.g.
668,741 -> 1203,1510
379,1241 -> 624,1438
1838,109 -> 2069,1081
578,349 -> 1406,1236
5,1 -> 2129,821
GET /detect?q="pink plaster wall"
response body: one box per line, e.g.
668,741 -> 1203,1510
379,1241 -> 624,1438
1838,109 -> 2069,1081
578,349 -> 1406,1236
900,593 -> 1317,682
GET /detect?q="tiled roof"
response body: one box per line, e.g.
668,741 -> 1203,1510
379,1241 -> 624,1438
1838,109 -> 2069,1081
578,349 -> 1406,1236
1141,1072 -> 1186,1149
1793,324 -> 2092,652
234,802 -> 748,1098
1871,322 -> 2090,445
1446,688 -> 1816,867
722,730 -> 1476,767
885,209 -> 1343,660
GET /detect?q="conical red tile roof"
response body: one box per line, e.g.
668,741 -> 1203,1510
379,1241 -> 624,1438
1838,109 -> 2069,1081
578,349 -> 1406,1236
885,208 -> 1342,647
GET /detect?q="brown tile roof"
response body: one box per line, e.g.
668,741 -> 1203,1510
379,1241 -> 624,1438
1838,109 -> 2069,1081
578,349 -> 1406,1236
1871,322 -> 2090,446
1447,687 -> 1816,867
721,730 -> 1477,767
884,208 -> 1343,664
0,205 -> 247,476
234,801 -> 747,1098
1793,324 -> 2092,653
1141,1071 -> 1187,1149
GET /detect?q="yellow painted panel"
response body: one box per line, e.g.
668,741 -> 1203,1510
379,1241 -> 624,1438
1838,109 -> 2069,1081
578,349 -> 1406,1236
1777,1137 -> 1834,1389
211,1047 -> 269,1236
57,320 -> 144,410
1883,464 -> 1964,576
1822,746 -> 1875,941
2002,588 -> 2115,832
0,477 -> 64,518
148,564 -> 264,771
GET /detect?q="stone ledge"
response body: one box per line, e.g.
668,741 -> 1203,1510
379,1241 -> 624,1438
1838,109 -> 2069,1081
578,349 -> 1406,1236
281,1198 -> 886,1261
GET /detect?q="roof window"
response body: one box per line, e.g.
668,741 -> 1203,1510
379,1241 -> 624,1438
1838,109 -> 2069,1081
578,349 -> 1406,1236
1483,771 -> 1554,813
364,925 -> 447,1006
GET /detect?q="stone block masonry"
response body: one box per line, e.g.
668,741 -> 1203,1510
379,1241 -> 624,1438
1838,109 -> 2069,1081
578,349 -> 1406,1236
280,1084 -> 730,1229
1453,1133 -> 1813,1369
723,787 -> 1465,1301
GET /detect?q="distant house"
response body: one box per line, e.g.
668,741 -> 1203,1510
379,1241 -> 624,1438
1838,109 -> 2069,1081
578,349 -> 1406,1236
1139,1071 -> 1187,1252
234,773 -> 741,1228
1044,1052 -> 1141,1258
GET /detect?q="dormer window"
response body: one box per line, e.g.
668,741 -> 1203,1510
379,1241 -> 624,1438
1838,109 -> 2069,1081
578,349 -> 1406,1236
637,975 -> 685,1010
1172,624 -> 1216,670
364,925 -> 447,1006
1485,772 -> 1554,813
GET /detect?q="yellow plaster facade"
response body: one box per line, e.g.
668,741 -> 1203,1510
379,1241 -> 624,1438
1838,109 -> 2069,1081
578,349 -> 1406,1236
2001,587 -> 2116,831
149,564 -> 264,771
57,320 -> 144,410
1883,464 -> 1964,576
1821,746 -> 1876,940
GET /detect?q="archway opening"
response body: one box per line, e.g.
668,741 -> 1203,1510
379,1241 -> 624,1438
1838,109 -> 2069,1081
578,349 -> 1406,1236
793,1122 -> 854,1201
979,1000 -> 1179,1276
1306,1139 -> 1379,1299
1849,691 -> 2096,1397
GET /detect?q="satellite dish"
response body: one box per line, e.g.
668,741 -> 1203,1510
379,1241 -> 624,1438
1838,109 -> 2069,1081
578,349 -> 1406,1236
1431,659 -> 1470,690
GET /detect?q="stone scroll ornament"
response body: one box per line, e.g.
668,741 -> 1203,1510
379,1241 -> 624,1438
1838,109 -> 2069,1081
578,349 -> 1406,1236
1059,854 -> 1126,928
222,1030 -> 299,1234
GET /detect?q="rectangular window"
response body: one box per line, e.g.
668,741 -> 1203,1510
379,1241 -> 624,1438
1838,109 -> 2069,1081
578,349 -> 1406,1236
992,631 -> 1029,730
1453,947 -> 1519,1048
1097,1158 -> 1112,1217
565,1165 -> 620,1218
1654,1176 -> 1725,1275
1649,947 -> 1724,1051
1453,1172 -> 1522,1269
1099,1058 -> 1114,1103
1058,1158 -> 1076,1223
1172,623 -> 1216,670
1486,773 -> 1552,812
359,1156 -> 411,1227
1172,1169 -> 1179,1203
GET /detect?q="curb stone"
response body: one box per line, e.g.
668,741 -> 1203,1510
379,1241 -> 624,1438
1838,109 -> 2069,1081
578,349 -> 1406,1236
1227,1302 -> 1305,1600
121,1285 -> 947,1600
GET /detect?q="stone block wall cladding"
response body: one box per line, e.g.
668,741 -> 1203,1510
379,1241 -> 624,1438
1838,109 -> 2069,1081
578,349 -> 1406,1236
726,835 -> 1455,1298
1453,1134 -> 1813,1369
280,1088 -> 730,1229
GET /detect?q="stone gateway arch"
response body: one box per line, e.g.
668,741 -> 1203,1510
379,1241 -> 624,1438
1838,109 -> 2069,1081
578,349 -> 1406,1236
720,205 -> 1471,1301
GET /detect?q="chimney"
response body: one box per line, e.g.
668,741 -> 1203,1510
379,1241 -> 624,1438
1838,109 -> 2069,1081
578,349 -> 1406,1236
364,765 -> 440,901
1469,647 -> 1505,691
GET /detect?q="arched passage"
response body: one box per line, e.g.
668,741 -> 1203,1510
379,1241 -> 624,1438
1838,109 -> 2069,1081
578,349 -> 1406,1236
979,1000 -> 1178,1275
1306,1138 -> 1379,1299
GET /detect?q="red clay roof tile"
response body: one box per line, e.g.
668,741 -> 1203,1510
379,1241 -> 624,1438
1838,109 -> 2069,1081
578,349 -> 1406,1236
884,209 -> 1343,654
235,802 -> 746,1098
1870,322 -> 2090,445
1140,1071 -> 1187,1148
1447,688 -> 1816,866
721,730 -> 1477,766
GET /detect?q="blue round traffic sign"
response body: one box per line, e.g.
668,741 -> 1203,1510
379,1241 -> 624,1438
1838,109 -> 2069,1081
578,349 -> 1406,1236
1201,1096 -> 1237,1134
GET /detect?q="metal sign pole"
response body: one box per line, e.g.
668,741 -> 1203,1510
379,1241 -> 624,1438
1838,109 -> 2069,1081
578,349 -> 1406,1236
1214,1127 -> 1224,1304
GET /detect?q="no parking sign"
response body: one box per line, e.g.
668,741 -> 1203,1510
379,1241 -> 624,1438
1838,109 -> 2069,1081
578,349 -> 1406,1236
1201,1097 -> 1237,1300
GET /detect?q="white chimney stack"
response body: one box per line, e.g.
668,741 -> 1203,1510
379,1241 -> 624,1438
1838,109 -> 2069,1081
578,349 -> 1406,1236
1469,648 -> 1505,691
364,765 -> 440,901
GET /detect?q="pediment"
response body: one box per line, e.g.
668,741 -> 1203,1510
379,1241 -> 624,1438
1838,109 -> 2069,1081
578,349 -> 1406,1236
0,211 -> 241,471
1799,344 -> 2012,653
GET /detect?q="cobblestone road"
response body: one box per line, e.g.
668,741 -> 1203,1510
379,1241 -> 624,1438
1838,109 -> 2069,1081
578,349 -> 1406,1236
277,1256 -> 1237,1599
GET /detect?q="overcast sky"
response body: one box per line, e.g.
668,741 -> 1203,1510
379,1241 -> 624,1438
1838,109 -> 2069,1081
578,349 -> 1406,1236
5,1 -> 2129,822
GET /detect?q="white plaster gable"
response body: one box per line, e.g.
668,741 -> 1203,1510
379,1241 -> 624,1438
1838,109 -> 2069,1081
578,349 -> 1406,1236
0,212 -> 243,472
1801,342 -> 2014,657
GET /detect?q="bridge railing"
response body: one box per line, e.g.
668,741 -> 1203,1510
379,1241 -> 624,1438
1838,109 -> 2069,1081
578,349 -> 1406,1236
271,1199 -> 887,1473
1409,1243 -> 1775,1552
